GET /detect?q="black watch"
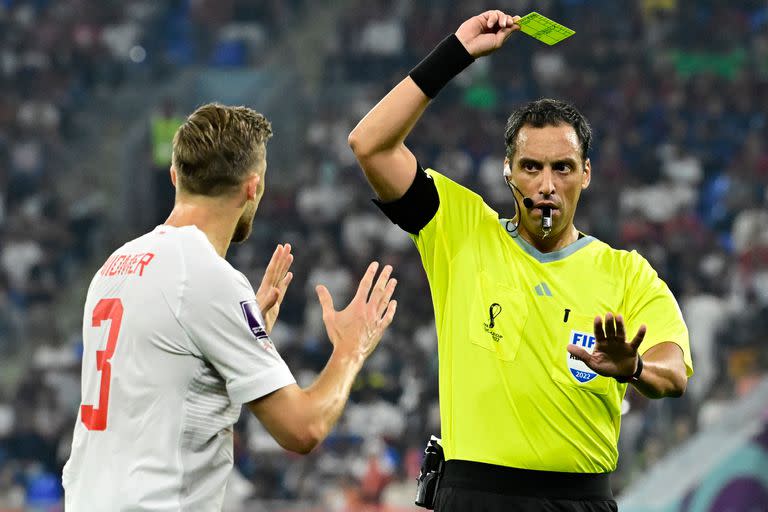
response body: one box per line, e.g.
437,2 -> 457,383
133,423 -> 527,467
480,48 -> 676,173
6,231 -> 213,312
615,356 -> 643,384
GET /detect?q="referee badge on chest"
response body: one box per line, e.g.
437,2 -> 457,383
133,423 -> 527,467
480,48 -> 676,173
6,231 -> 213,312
567,330 -> 598,383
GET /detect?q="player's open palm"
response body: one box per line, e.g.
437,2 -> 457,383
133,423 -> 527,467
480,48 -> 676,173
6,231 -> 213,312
316,262 -> 397,360
256,243 -> 294,334
567,313 -> 646,379
456,10 -> 521,58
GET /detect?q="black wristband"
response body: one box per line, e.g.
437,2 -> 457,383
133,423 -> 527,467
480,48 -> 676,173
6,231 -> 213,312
409,34 -> 475,98
615,356 -> 643,384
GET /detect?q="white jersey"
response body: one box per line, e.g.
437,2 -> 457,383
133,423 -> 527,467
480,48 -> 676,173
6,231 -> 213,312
63,225 -> 295,511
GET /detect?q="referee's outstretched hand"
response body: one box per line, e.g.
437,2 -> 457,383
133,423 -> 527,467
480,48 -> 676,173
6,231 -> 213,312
316,262 -> 398,361
567,313 -> 646,381
455,10 -> 521,58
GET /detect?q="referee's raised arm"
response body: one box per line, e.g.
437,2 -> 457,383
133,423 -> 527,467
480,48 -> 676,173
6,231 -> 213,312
348,11 -> 521,202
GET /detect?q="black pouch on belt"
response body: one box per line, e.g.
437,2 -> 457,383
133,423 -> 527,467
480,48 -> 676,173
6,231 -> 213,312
414,436 -> 445,509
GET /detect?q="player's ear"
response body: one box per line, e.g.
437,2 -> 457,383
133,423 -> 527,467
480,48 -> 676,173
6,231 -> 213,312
503,158 -> 511,180
170,166 -> 177,188
581,158 -> 591,190
245,172 -> 261,200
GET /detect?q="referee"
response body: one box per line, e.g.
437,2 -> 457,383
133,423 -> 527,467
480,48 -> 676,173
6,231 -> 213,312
348,9 -> 692,512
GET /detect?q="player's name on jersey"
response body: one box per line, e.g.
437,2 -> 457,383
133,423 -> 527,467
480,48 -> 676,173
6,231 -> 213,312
99,252 -> 155,277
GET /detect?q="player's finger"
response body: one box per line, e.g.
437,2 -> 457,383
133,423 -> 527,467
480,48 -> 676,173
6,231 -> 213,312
630,324 -> 647,351
378,299 -> 397,330
279,252 -> 294,284
510,15 -> 521,28
263,244 -> 281,280
279,243 -> 293,271
259,287 -> 279,312
354,261 -> 379,301
316,284 -> 335,315
604,312 -> 616,340
377,278 -> 397,318
274,245 -> 292,283
593,316 -> 606,342
273,244 -> 290,275
369,264 -> 393,303
615,314 -> 626,340
277,272 -> 293,300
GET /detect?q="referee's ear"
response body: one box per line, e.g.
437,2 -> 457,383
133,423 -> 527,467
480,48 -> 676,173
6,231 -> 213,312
581,158 -> 592,190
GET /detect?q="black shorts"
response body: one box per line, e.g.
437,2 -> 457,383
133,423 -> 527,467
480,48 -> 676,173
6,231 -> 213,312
435,460 -> 618,512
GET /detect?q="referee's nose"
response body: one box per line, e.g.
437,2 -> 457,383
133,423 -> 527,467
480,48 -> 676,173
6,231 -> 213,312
538,167 -> 556,198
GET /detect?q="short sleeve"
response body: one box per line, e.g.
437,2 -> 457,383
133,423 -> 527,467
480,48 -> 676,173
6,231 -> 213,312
413,169 -> 497,267
624,251 -> 693,376
178,258 -> 295,404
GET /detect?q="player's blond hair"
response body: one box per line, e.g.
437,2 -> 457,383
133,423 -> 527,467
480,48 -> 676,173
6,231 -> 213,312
172,103 -> 273,196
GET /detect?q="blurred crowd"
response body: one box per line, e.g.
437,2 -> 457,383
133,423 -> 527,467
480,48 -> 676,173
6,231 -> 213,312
0,0 -> 306,508
1,0 -> 768,510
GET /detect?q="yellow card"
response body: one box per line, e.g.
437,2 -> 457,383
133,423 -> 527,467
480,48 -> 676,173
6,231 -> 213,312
518,12 -> 575,46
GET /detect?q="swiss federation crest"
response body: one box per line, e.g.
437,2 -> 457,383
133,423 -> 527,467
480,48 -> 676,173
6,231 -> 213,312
240,300 -> 275,352
567,330 -> 599,384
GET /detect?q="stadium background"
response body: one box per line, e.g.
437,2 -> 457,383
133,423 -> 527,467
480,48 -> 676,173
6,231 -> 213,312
0,0 -> 767,510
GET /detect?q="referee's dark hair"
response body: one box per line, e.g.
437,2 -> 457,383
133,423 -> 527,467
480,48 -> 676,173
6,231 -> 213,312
504,99 -> 592,164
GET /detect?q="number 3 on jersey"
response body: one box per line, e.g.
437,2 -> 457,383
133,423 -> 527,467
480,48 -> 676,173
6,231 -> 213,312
81,298 -> 123,431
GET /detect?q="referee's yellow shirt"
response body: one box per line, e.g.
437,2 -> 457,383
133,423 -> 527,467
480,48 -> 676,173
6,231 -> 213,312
412,170 -> 693,473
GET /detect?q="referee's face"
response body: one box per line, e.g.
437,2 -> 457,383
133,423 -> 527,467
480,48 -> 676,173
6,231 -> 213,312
506,123 -> 591,241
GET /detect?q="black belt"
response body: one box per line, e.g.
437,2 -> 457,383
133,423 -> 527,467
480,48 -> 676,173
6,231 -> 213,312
440,460 -> 614,501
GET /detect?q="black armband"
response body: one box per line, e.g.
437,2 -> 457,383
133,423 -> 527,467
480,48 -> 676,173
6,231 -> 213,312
373,162 -> 439,235
409,34 -> 475,98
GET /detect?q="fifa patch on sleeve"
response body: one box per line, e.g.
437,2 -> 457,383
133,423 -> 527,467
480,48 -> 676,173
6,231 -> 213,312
518,12 -> 575,46
567,331 -> 598,383
240,300 -> 275,352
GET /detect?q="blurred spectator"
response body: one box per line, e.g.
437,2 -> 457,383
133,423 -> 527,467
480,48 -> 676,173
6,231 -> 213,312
680,277 -> 728,403
149,97 -> 184,225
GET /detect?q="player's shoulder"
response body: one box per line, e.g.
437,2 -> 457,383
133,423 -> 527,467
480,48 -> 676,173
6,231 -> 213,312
92,228 -> 165,279
116,225 -> 252,312
168,226 -> 238,274
124,225 -> 240,280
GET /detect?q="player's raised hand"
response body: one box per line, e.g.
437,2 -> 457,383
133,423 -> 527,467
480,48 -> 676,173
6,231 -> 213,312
256,243 -> 294,334
316,262 -> 397,361
567,313 -> 646,380
456,10 -> 521,58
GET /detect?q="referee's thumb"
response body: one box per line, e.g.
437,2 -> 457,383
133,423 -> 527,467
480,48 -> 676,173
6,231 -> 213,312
567,344 -> 591,364
316,284 -> 335,313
